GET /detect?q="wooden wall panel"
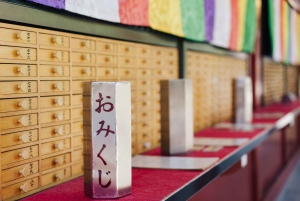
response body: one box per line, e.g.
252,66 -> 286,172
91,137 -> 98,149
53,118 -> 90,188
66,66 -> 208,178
287,65 -> 298,95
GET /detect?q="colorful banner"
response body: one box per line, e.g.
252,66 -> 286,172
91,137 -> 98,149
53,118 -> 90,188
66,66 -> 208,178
119,0 -> 149,26
28,0 -> 65,9
204,0 -> 215,41
242,0 -> 257,52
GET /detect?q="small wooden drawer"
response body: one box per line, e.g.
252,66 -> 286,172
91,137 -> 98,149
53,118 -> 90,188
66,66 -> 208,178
152,79 -> 160,88
40,49 -> 70,63
137,58 -> 153,67
41,167 -> 71,186
73,108 -> 83,121
119,68 -> 136,79
73,149 -> 83,163
72,66 -> 96,78
137,130 -> 152,142
152,89 -> 160,100
0,81 -> 37,95
97,40 -> 118,53
40,81 -> 70,93
0,97 -> 38,113
153,59 -> 166,68
137,122 -> 151,131
72,94 -> 83,107
40,65 -> 70,77
119,44 -> 136,55
72,80 -> 83,94
73,122 -> 83,134
137,69 -> 152,78
72,52 -> 96,64
39,33 -> 69,48
98,67 -> 118,78
0,64 -> 37,77
2,145 -> 39,166
119,56 -> 137,67
41,138 -> 71,155
137,111 -> 152,121
137,100 -> 152,109
137,46 -> 152,57
137,90 -> 152,100
71,38 -> 96,50
40,109 -> 70,124
0,46 -> 37,60
136,79 -> 152,89
97,54 -> 118,66
2,177 -> 39,200
73,135 -> 83,148
40,95 -> 70,109
41,153 -> 71,171
0,27 -> 36,44
153,69 -> 177,78
73,162 -> 83,175
1,129 -> 38,148
40,124 -> 71,139
1,161 -> 39,183
1,113 -> 38,130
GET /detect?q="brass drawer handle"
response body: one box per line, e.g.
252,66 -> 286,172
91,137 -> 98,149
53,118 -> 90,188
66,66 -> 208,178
16,48 -> 27,58
55,142 -> 64,150
18,100 -> 29,109
54,97 -> 63,106
55,127 -> 64,135
52,36 -> 63,45
83,68 -> 91,76
82,40 -> 91,48
54,82 -> 63,91
54,112 -> 63,120
18,116 -> 29,126
55,157 -> 64,165
19,167 -> 30,176
20,183 -> 29,192
16,31 -> 27,41
53,51 -> 63,60
19,150 -> 29,159
17,65 -> 27,75
19,133 -> 29,143
55,172 -> 64,180
53,66 -> 63,75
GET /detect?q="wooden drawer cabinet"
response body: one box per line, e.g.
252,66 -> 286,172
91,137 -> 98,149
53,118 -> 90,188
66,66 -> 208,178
40,124 -> 71,139
2,145 -> 39,166
73,149 -> 83,163
137,46 -> 152,57
39,33 -> 69,48
98,67 -> 118,78
119,68 -> 136,79
137,90 -> 152,100
71,38 -> 96,51
2,177 -> 39,200
136,79 -> 152,89
73,122 -> 83,134
72,94 -> 82,107
0,64 -> 37,77
73,135 -> 83,148
0,27 -> 36,45
119,44 -> 136,55
0,97 -> 38,113
40,95 -> 70,109
137,69 -> 152,78
1,129 -> 38,148
0,81 -> 37,95
39,65 -> 70,77
119,56 -> 137,67
1,113 -> 38,130
72,52 -> 96,64
73,162 -> 83,175
137,122 -> 151,131
137,100 -> 152,109
41,153 -> 71,171
97,40 -> 118,53
137,111 -> 152,121
41,167 -> 71,186
2,161 -> 39,183
41,138 -> 71,156
40,81 -> 70,93
137,58 -> 153,67
97,54 -> 118,66
40,109 -> 70,124
0,46 -> 37,61
40,49 -> 69,63
72,66 -> 96,78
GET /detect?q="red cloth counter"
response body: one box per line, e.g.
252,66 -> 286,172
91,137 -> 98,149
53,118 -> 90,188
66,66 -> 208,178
22,102 -> 300,201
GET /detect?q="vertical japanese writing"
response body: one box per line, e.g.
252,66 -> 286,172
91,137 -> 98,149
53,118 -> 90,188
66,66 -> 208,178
30,178 -> 34,187
27,49 -> 30,60
27,32 -> 30,43
27,65 -> 31,76
27,81 -> 31,92
28,98 -> 32,109
28,114 -> 32,126
29,146 -> 33,158
29,130 -> 32,142
29,162 -> 33,174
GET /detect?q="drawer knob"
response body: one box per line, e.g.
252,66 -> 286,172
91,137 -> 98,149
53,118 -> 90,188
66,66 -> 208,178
82,40 -> 91,48
17,82 -> 27,92
125,59 -> 131,64
125,47 -> 132,52
16,48 -> 27,58
18,116 -> 29,126
55,172 -> 64,180
105,69 -> 112,75
54,97 -> 63,106
142,49 -> 148,54
18,100 -> 29,109
19,167 -> 30,176
142,59 -> 147,64
105,57 -> 112,62
20,183 -> 29,192
54,112 -> 63,120
83,68 -> 91,76
82,54 -> 91,61
19,133 -> 29,143
16,31 -> 27,41
17,65 -> 27,75
54,82 -> 63,91
125,70 -> 131,75
105,44 -> 113,50
19,150 -> 29,159
55,127 -> 64,135
53,66 -> 63,75
55,157 -> 64,165
52,36 -> 63,45
55,142 -> 64,150
53,51 -> 63,60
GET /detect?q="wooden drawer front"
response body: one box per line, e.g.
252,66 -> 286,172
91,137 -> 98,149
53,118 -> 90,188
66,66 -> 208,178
41,153 -> 71,171
40,95 -> 70,109
153,69 -> 177,78
40,49 -> 69,63
1,113 -> 38,130
41,124 -> 71,139
137,69 -> 152,78
119,68 -> 136,79
72,52 -> 96,64
137,46 -> 152,57
72,94 -> 83,107
71,38 -> 96,50
41,138 -> 71,155
2,145 -> 39,166
154,48 -> 177,58
73,122 -> 83,134
119,44 -> 136,55
73,149 -> 83,163
137,90 -> 152,100
137,100 -> 152,110
0,27 -> 36,44
0,81 -> 37,95
0,46 -> 37,61
137,111 -> 152,121
73,162 -> 83,175
97,40 -> 118,53
40,81 -> 70,93
137,122 -> 151,131
72,81 -> 83,94
152,79 -> 160,89
137,58 -> 153,67
136,79 -> 152,89
40,109 -> 70,124
72,66 -> 96,78
2,177 -> 39,200
152,89 -> 160,100
165,59 -> 177,68
97,54 -> 118,66
0,64 -> 37,77
40,65 -> 70,77
74,135 -> 83,148
119,56 -> 137,67
41,167 -> 71,186
0,97 -> 38,113
1,129 -> 38,148
73,108 -> 83,121
40,33 -> 69,48
98,67 -> 118,78
2,161 -> 39,183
